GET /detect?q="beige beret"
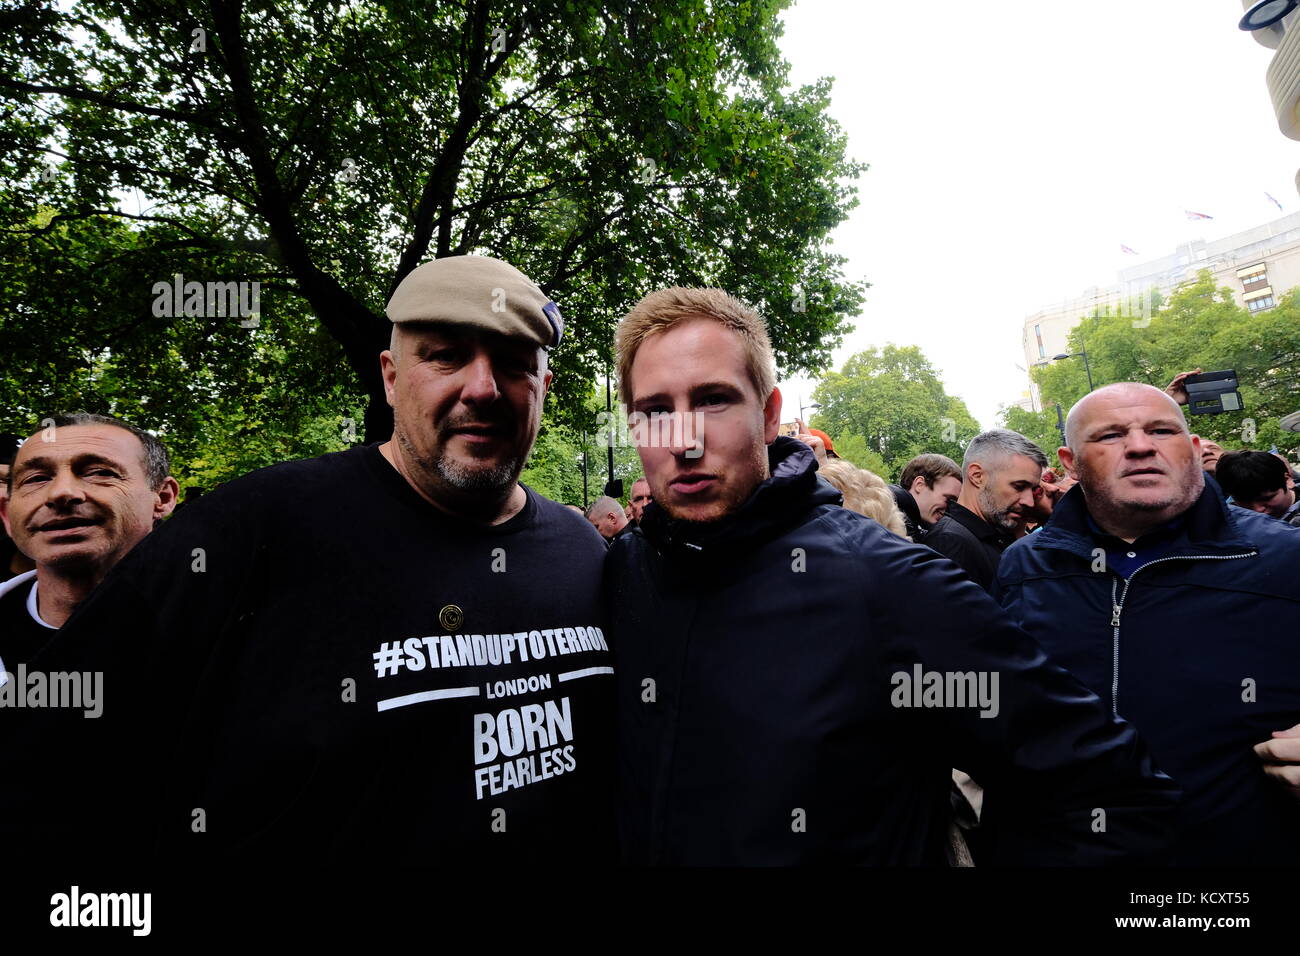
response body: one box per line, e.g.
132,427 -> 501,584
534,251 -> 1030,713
385,255 -> 564,348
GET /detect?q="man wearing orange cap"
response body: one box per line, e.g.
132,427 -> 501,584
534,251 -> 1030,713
794,421 -> 838,461
3,256 -> 616,863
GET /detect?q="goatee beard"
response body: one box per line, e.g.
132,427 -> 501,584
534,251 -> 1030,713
397,427 -> 521,496
433,452 -> 520,494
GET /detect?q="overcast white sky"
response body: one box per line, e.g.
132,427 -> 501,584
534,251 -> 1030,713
773,0 -> 1299,430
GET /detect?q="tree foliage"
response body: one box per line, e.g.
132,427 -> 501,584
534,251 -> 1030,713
827,432 -> 890,478
2,0 -> 868,487
1011,272 -> 1300,458
810,344 -> 980,481
999,404 -> 1064,467
519,382 -> 641,508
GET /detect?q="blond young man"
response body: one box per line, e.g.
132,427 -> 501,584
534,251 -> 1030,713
605,286 -> 1179,866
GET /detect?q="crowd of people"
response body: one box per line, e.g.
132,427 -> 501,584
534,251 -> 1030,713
2,254 -> 1298,867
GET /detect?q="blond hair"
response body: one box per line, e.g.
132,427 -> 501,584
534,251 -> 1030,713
818,459 -> 909,539
616,288 -> 777,407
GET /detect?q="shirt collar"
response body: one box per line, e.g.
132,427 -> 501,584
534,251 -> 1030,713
946,500 -> 1015,547
1084,510 -> 1187,549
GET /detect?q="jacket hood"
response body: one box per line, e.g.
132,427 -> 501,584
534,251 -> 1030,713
889,483 -> 923,527
1027,473 -> 1255,561
637,436 -> 842,562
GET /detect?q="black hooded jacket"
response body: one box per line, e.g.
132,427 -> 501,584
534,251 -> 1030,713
606,436 -> 1179,865
888,483 -> 925,541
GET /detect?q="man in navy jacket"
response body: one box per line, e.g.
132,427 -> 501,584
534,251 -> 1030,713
606,287 -> 1180,865
996,382 -> 1300,865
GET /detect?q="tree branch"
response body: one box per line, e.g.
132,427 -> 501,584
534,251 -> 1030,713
0,76 -> 226,132
390,0 -> 533,290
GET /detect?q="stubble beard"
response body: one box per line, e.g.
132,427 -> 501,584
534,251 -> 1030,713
396,423 -> 522,498
654,443 -> 768,526
977,484 -> 1023,536
1079,457 -> 1204,526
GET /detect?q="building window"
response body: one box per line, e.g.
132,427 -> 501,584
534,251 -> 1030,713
1238,263 -> 1268,293
1035,324 -> 1044,359
1247,295 -> 1275,312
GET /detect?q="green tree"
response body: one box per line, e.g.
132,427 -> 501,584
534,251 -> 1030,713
0,207 -> 368,489
519,381 -> 641,507
828,432 -> 890,478
1024,272 -> 1300,457
2,0 -> 867,457
810,344 -> 981,479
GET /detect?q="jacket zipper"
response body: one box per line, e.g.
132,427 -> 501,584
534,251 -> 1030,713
1107,551 -> 1257,715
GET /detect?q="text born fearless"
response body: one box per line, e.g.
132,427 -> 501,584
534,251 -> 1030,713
474,696 -> 576,799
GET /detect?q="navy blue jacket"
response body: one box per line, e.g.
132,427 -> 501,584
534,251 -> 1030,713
995,478 -> 1300,865
607,437 -> 1179,865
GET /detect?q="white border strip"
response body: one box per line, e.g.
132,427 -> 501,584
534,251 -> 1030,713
377,685 -> 480,712
557,666 -> 615,682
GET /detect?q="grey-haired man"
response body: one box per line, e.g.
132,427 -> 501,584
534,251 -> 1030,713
924,429 -> 1048,593
2,256 -> 615,862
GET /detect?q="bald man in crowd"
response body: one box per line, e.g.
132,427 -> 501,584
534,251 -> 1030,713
995,382 -> 1300,865
586,495 -> 629,543
627,477 -> 653,526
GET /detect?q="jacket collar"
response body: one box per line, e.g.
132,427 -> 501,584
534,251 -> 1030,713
943,500 -> 1015,548
0,568 -> 37,603
638,436 -> 842,562
1029,474 -> 1255,561
889,483 -> 923,527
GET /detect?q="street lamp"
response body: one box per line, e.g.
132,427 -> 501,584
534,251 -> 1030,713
800,402 -> 822,421
1239,0 -> 1298,31
1052,347 -> 1095,392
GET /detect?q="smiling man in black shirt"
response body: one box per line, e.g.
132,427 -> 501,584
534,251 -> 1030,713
0,414 -> 178,674
3,256 -> 615,862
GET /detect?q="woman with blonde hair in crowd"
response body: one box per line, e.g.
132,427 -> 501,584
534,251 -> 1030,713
817,458 -> 911,540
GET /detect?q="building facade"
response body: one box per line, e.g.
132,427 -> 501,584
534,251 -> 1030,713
1018,211 -> 1300,411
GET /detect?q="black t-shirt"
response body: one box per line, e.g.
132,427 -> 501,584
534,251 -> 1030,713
6,445 -> 615,861
0,576 -> 57,674
0,532 -> 29,582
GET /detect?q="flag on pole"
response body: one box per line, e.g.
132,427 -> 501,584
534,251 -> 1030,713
1266,192 -> 1284,213
1120,244 -> 1139,255
1185,210 -> 1213,220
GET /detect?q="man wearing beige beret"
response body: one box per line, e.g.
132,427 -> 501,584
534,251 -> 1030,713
2,256 -> 617,864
